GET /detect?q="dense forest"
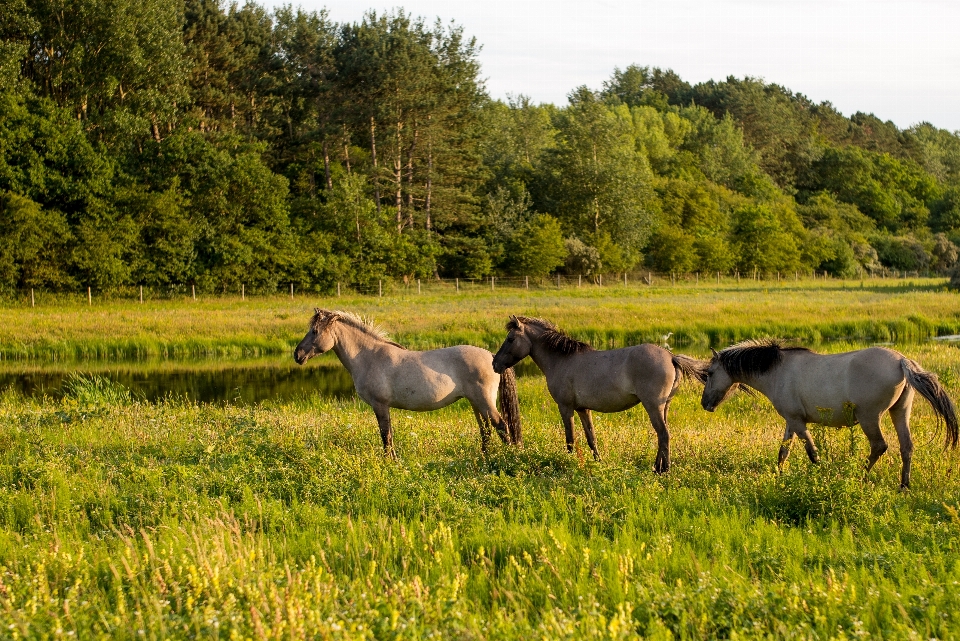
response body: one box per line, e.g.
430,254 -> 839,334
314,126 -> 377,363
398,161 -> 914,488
3,0 -> 960,294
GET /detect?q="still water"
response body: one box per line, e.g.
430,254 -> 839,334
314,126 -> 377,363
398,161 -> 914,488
0,356 -> 545,404
4,339 -> 955,405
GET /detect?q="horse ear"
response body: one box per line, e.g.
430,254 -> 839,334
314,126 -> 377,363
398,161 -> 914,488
314,307 -> 321,314
710,347 -> 719,358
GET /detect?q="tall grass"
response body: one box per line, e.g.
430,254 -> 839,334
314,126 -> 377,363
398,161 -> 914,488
2,279 -> 960,360
1,342 -> 959,637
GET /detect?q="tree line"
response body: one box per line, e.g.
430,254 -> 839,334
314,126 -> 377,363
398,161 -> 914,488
2,0 -> 960,294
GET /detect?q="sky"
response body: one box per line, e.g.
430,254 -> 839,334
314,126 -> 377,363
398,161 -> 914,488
262,0 -> 960,132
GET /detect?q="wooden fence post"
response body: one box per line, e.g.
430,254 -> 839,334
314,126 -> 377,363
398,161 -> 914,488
417,279 -> 421,294
525,276 -> 528,289
290,283 -> 294,299
455,277 -> 459,293
88,286 -> 91,306
337,282 -> 341,297
379,280 -> 382,297
192,284 -> 195,300
140,285 -> 143,304
31,288 -> 35,307
241,284 -> 245,301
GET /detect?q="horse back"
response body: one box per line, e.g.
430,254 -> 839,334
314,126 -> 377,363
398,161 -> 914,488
780,347 -> 907,424
549,343 -> 676,411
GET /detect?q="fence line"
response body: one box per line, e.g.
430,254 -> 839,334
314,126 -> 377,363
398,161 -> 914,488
6,268 -> 949,306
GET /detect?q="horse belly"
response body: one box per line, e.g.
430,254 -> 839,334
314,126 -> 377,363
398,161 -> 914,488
390,367 -> 460,411
797,357 -> 902,426
572,373 -> 640,413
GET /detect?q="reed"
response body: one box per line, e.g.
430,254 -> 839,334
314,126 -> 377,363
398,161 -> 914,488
1,279 -> 959,360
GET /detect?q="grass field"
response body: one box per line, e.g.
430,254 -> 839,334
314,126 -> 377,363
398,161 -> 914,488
1,284 -> 960,638
2,278 -> 960,360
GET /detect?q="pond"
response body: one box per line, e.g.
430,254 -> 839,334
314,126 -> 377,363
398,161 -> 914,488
0,355 -> 546,404
2,338 -> 957,404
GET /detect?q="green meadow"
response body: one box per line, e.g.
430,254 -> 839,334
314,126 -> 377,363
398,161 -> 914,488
3,277 -> 960,359
1,282 -> 960,638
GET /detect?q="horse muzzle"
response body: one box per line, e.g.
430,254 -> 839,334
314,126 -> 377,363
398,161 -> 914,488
492,355 -> 511,374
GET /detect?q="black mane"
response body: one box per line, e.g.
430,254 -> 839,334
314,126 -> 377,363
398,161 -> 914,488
508,316 -> 594,355
715,339 -> 810,377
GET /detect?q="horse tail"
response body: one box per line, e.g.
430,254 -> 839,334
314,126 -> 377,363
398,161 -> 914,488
498,367 -> 523,446
671,354 -> 710,392
901,358 -> 959,449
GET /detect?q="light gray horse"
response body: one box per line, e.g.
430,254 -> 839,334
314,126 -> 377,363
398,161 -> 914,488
701,339 -> 959,488
491,315 -> 707,473
295,309 -> 521,456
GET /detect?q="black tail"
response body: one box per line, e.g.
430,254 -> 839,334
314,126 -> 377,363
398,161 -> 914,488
902,358 -> 959,448
498,367 -> 522,446
672,353 -> 710,392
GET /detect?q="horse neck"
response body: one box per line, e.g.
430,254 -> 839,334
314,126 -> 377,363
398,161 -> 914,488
329,322 -> 379,372
735,367 -> 778,397
527,332 -> 566,375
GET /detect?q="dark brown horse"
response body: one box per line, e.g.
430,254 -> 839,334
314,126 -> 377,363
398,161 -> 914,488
492,315 -> 707,473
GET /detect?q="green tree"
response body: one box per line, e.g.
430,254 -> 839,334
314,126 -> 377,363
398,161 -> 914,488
506,214 -> 566,277
0,191 -> 74,289
535,87 -> 651,263
732,203 -> 801,273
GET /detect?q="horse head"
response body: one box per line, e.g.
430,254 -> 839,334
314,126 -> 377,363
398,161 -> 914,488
701,347 -> 739,411
294,308 -> 340,364
492,315 -> 533,373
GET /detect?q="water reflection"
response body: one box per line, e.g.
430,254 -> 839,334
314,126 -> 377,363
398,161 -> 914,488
0,356 -> 546,404
2,338 -> 954,405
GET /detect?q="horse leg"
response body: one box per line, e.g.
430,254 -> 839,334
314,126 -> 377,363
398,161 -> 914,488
792,423 -> 821,464
576,409 -> 600,461
889,386 -> 915,490
777,424 -> 795,469
472,408 -> 493,454
860,415 -> 888,475
559,406 -> 577,453
373,404 -> 397,459
641,400 -> 670,475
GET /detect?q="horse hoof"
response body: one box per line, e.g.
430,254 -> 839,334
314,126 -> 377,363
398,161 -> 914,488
898,484 -> 910,493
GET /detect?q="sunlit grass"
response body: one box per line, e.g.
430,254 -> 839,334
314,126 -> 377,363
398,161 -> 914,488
1,341 -> 959,637
2,278 -> 960,359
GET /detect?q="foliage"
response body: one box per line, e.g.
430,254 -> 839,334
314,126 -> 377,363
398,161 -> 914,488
3,2 -> 960,290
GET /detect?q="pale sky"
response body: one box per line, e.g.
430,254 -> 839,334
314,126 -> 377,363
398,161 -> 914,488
264,0 -> 960,132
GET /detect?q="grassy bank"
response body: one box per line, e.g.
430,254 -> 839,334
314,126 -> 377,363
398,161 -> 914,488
2,278 -> 960,360
1,342 -> 960,637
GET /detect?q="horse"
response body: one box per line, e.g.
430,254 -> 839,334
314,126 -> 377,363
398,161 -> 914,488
294,309 -> 522,456
491,315 -> 708,473
700,339 -> 959,489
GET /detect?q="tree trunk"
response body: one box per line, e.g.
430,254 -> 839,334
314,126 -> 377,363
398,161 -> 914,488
343,124 -> 351,175
395,118 -> 403,233
323,139 -> 332,189
425,117 -> 432,231
407,124 -> 418,228
370,117 -> 380,214
426,144 -> 433,231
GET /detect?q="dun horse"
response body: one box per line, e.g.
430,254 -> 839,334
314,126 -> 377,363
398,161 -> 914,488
492,315 -> 707,473
295,309 -> 521,456
701,339 -> 959,488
